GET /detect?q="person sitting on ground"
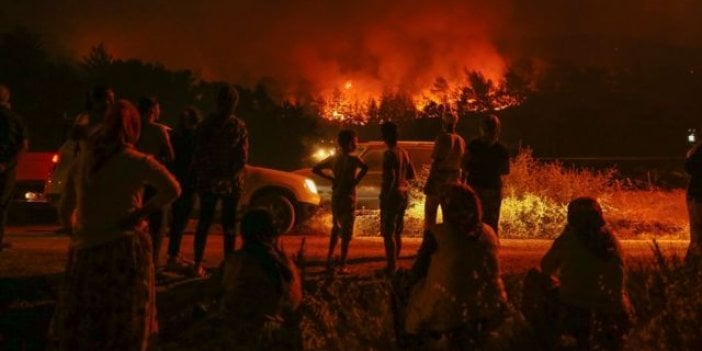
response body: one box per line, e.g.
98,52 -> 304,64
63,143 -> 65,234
169,209 -> 302,350
405,183 -> 508,348
313,129 -> 368,274
463,114 -> 510,235
537,197 -> 633,350
50,99 -> 180,351
379,121 -> 415,274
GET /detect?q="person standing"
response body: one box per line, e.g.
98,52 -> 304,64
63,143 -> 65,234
423,112 -> 465,230
55,86 -> 115,234
136,96 -> 175,268
313,129 -> 368,274
380,122 -> 415,273
165,107 -> 201,272
685,137 -> 702,266
0,85 -> 28,251
192,85 -> 249,277
50,100 -> 180,350
463,114 -> 509,235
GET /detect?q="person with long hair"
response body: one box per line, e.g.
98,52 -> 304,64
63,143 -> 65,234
538,197 -> 633,350
50,100 -> 180,351
405,183 -> 508,348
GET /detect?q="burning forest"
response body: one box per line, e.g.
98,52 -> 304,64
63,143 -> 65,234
2,0 -> 702,350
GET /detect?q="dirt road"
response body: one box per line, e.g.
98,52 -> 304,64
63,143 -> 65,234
0,226 -> 689,278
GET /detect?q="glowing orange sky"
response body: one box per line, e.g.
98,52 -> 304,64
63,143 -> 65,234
2,0 -> 701,101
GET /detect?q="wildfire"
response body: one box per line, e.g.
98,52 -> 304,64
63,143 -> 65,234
318,71 -> 524,123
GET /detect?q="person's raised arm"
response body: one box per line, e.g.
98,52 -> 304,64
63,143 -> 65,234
312,156 -> 335,182
354,157 -> 369,184
122,156 -> 181,229
160,127 -> 175,163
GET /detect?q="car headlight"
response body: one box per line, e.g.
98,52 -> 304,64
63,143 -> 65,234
304,178 -> 318,195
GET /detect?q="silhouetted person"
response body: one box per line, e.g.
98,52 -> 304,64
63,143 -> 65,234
135,96 -> 175,268
313,129 -> 368,274
463,114 -> 509,235
380,122 -> 415,273
165,107 -> 201,272
406,183 -> 508,348
70,86 -> 115,143
538,197 -> 633,350
51,100 -> 180,351
423,112 -> 465,230
0,85 -> 28,251
685,139 -> 702,266
192,85 -> 249,277
171,209 -> 302,350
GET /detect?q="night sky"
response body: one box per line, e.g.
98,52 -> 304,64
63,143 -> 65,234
2,0 -> 701,96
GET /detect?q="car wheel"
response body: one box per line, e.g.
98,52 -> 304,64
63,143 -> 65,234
251,193 -> 296,233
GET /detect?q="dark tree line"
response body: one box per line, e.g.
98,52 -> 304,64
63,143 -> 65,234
3,26 -> 702,170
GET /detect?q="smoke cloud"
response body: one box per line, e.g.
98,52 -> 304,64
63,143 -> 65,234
2,0 -> 701,99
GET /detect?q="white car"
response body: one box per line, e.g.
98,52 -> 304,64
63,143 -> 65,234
294,141 -> 434,209
44,140 -> 321,233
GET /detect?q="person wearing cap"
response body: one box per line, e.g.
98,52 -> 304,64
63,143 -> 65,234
423,110 -> 465,230
463,114 -> 509,235
0,84 -> 28,251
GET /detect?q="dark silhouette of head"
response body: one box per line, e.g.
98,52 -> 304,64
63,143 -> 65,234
381,121 -> 399,147
216,84 -> 239,116
86,85 -> 115,113
88,99 -> 141,174
0,84 -> 11,108
337,129 -> 358,153
480,114 -> 501,142
566,197 -> 618,261
441,183 -> 483,234
241,208 -> 279,247
567,197 -> 606,231
179,106 -> 201,131
137,96 -> 160,122
441,109 -> 458,133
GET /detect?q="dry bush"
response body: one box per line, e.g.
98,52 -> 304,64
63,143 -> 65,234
314,149 -> 688,239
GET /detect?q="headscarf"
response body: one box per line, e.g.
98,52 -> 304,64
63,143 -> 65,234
441,183 -> 483,238
566,197 -> 620,261
86,99 -> 141,175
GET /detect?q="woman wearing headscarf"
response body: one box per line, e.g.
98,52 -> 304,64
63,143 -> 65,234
405,183 -> 508,348
50,100 -> 181,351
539,197 -> 633,350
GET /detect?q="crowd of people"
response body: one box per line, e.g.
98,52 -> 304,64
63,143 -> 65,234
0,81 -> 700,350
